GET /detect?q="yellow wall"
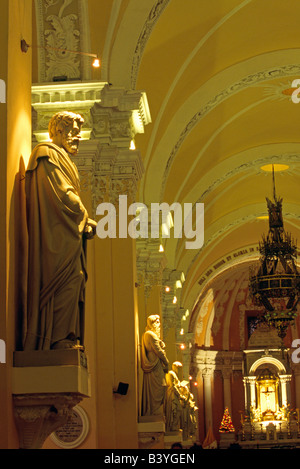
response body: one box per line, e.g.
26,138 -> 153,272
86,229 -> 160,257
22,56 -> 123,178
0,0 -> 9,448
93,235 -> 139,448
0,0 -> 32,449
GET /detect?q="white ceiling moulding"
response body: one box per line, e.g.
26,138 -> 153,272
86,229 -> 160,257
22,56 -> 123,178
108,0 -> 170,89
141,51 -> 300,204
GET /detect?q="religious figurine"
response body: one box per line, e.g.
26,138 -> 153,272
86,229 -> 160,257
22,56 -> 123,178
188,393 -> 198,436
179,382 -> 192,440
141,315 -> 169,416
165,361 -> 198,438
164,368 -> 183,432
22,111 -> 97,351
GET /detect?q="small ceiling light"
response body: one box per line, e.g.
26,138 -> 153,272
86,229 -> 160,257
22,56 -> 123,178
92,57 -> 100,68
21,39 -> 100,69
261,164 -> 289,172
173,296 -> 177,304
159,244 -> 164,252
193,381 -> 198,387
180,328 -> 184,335
180,344 -> 185,350
165,286 -> 170,293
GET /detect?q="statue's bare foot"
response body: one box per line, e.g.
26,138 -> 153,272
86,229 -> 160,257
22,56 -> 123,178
51,339 -> 84,351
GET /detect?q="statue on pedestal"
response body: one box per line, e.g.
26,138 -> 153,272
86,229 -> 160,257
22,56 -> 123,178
23,111 -> 97,351
164,364 -> 183,432
178,381 -> 190,440
164,361 -> 198,440
141,315 -> 169,416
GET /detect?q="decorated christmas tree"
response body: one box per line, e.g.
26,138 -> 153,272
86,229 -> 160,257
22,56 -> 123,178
219,407 -> 235,433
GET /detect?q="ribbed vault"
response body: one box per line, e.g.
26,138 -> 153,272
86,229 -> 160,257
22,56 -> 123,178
32,0 -> 300,349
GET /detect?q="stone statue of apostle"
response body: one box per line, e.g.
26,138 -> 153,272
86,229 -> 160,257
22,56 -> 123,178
141,315 -> 169,416
23,111 -> 97,351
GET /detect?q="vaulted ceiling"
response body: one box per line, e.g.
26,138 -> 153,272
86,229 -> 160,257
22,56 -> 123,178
32,0 -> 300,326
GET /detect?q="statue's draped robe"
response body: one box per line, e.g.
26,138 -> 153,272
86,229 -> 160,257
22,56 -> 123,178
141,330 -> 168,416
164,371 -> 182,431
23,143 -> 88,351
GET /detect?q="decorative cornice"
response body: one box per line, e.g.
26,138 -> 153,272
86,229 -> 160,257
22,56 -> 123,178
31,82 -> 150,214
31,82 -> 151,148
32,81 -> 105,142
192,349 -> 243,373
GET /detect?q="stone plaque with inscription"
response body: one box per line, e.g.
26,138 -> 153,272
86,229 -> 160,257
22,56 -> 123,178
50,405 -> 89,449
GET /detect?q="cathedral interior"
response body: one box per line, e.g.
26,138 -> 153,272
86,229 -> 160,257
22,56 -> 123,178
2,0 -> 300,450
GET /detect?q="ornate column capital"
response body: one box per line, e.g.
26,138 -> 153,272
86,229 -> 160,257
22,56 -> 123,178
31,80 -> 151,218
12,350 -> 90,449
136,238 -> 167,295
199,366 -> 215,379
222,367 -> 232,380
32,81 -> 151,147
32,81 -> 106,143
279,374 -> 292,383
243,375 -> 257,385
13,393 -> 83,449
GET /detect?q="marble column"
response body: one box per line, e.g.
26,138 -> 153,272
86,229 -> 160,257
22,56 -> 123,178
279,375 -> 291,407
222,367 -> 232,416
202,367 -> 214,432
249,376 -> 257,409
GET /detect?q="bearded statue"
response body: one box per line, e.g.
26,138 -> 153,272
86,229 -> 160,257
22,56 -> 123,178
22,111 -> 97,351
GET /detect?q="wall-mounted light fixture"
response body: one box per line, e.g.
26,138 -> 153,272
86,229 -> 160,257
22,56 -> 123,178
20,39 -> 100,68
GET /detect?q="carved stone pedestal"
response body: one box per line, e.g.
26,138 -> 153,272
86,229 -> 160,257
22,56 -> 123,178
138,416 -> 165,449
219,432 -> 236,449
164,430 -> 183,449
13,393 -> 83,449
12,350 -> 91,449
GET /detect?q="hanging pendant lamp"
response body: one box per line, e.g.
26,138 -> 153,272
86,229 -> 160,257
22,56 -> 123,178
249,166 -> 300,344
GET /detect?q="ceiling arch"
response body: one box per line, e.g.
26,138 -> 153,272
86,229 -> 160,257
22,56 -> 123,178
32,0 -> 300,345
190,261 -> 300,351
